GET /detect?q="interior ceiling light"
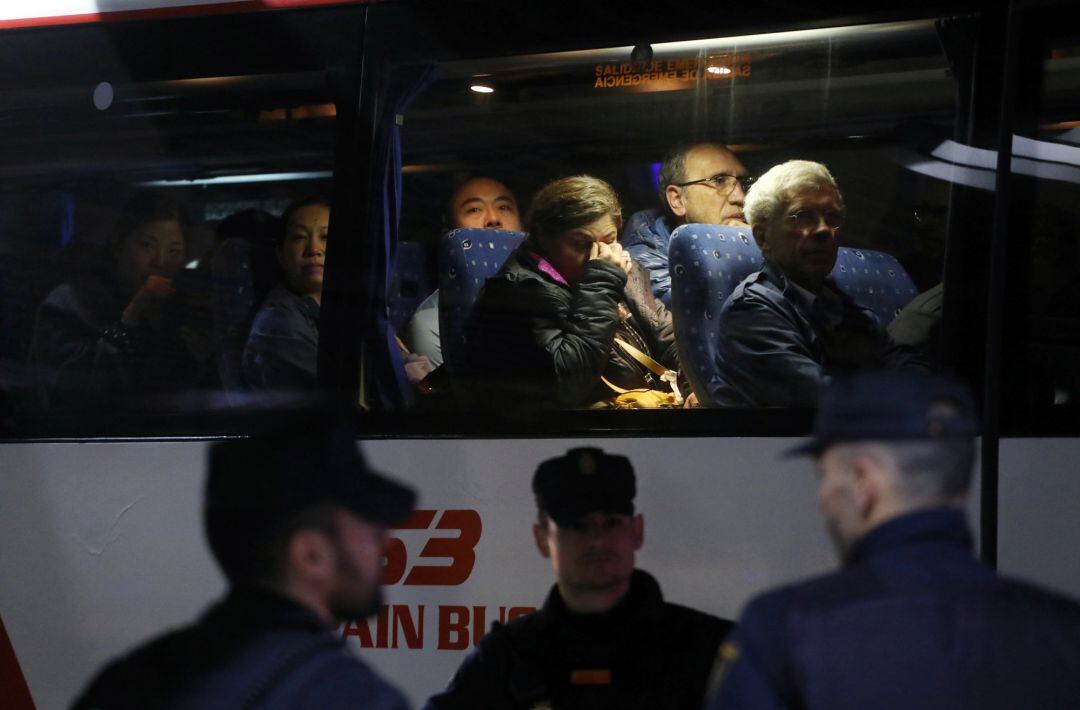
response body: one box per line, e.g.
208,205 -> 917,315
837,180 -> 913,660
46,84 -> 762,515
139,171 -> 332,187
706,65 -> 732,75
470,83 -> 495,94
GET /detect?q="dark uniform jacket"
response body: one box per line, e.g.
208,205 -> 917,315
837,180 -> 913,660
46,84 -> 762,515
707,507 -> 1080,710
425,569 -> 732,709
72,587 -> 409,710
709,261 -> 927,407
242,284 -> 320,390
463,246 -> 681,410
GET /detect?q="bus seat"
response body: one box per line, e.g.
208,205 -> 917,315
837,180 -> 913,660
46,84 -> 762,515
668,224 -> 762,405
668,223 -> 919,404
210,237 -> 278,396
388,240 -> 431,333
830,248 -> 918,327
437,227 -> 525,399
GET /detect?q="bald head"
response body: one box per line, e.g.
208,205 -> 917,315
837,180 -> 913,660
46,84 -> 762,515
448,177 -> 522,232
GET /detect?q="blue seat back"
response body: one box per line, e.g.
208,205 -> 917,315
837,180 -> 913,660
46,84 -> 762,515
668,223 -> 918,403
437,228 -> 525,385
388,240 -> 432,333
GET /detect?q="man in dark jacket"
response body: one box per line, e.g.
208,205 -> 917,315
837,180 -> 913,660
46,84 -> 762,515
620,143 -> 751,304
72,414 -> 414,709
426,447 -> 732,709
710,160 -> 926,407
706,371 -> 1080,710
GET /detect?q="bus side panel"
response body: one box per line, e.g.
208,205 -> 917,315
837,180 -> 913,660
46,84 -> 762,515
999,439 -> 1080,600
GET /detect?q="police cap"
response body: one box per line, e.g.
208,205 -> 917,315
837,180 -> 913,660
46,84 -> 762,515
533,447 -> 635,526
788,370 -> 978,456
207,415 -> 416,526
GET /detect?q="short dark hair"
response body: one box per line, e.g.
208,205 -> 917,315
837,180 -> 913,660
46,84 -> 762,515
657,143 -> 694,215
526,175 -> 621,243
277,195 -> 330,245
114,193 -> 188,244
204,503 -> 339,586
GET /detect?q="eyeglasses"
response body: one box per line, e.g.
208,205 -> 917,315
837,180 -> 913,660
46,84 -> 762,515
675,173 -> 755,194
786,208 -> 845,231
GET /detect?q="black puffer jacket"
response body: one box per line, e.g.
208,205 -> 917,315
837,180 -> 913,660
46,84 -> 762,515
463,245 -> 680,410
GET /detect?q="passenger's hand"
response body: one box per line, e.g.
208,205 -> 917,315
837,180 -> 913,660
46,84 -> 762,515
683,392 -> 699,408
590,241 -> 633,276
122,275 -> 173,326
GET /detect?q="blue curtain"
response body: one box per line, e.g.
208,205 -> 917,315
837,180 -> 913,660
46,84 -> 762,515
366,65 -> 438,411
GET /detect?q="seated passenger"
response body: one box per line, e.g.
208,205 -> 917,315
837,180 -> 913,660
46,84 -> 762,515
621,143 -> 751,304
242,197 -> 328,390
709,160 -> 927,407
404,176 -> 523,368
29,194 -> 195,410
464,175 -> 684,410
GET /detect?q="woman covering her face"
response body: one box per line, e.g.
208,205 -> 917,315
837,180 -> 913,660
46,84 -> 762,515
29,194 -> 199,411
463,175 -> 685,410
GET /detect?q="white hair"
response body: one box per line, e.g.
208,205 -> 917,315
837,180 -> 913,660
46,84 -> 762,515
743,160 -> 842,228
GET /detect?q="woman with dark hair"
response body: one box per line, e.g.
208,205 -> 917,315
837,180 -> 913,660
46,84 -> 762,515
464,175 -> 685,410
242,196 -> 329,390
30,194 -> 195,410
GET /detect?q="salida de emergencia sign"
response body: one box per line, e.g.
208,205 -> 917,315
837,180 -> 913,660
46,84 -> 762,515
593,54 -> 752,89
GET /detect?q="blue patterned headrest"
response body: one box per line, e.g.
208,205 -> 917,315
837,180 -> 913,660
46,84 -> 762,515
438,228 -> 526,378
830,248 -> 918,327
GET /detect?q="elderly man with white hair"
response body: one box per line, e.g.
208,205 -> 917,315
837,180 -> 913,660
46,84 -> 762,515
706,160 -> 926,407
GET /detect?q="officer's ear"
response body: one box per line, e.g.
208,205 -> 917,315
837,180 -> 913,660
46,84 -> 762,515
632,514 -> 644,551
286,527 -> 336,586
533,517 -> 552,559
850,452 -> 886,521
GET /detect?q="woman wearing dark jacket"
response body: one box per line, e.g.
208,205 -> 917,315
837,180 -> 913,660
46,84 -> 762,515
29,195 -> 198,411
464,175 -> 684,410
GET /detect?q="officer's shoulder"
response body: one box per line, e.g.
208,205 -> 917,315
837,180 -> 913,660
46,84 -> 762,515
659,602 -> 736,643
995,575 -> 1080,620
302,652 -> 408,706
742,568 -> 871,621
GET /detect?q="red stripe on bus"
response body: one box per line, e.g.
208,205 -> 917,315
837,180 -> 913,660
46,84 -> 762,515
0,0 -> 373,30
0,615 -> 35,710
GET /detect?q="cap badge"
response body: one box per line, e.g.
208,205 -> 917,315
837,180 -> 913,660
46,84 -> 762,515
578,451 -> 597,475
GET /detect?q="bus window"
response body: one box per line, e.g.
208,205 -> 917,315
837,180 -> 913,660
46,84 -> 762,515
1003,25 -> 1080,433
0,13 -> 354,437
392,18 -> 956,422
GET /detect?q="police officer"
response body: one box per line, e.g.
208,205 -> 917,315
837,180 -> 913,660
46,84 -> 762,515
707,371 -> 1080,710
426,447 -> 732,709
72,414 -> 415,709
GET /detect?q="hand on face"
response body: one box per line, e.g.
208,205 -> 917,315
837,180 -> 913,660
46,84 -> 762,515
121,275 -> 174,326
589,240 -> 632,276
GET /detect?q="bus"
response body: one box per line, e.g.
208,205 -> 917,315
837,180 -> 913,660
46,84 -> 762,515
1,0 -> 1078,707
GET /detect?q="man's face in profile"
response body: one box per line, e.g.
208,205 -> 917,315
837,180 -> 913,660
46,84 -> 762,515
325,509 -> 388,621
450,178 -> 522,231
667,145 -> 749,226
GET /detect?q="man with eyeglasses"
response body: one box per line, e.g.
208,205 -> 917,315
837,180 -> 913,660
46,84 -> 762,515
620,143 -> 751,304
706,160 -> 926,407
